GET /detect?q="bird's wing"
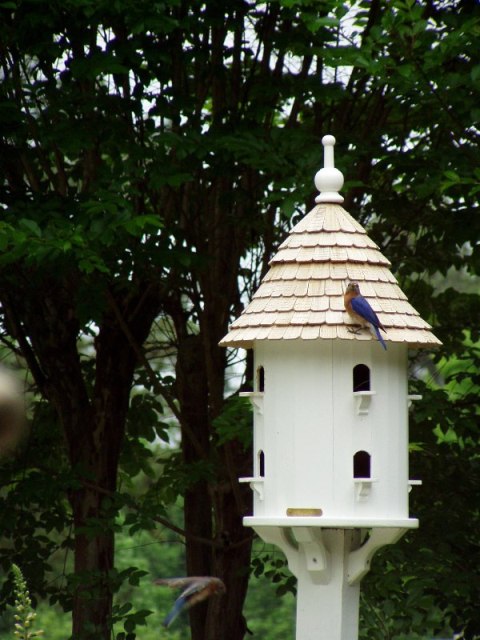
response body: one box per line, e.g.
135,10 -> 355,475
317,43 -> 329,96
350,296 -> 380,327
159,577 -> 224,627
180,578 -> 212,600
163,598 -> 186,628
154,577 -> 195,589
155,576 -> 213,595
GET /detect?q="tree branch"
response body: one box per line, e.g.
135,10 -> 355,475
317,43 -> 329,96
81,478 -> 254,551
106,289 -> 208,461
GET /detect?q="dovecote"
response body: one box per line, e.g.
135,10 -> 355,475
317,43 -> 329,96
220,136 -> 441,640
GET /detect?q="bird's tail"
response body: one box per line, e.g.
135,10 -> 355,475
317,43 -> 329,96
163,597 -> 186,628
373,325 -> 387,350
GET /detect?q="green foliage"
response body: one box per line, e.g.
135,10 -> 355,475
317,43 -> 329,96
0,398 -> 72,611
360,543 -> 455,640
359,329 -> 480,639
212,395 -> 252,449
251,545 -> 296,598
1,528 -> 298,640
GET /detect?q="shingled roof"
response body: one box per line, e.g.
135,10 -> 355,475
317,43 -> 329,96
220,136 -> 441,350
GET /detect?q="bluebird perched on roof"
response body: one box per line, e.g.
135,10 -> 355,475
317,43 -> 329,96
154,576 -> 226,628
344,282 -> 387,350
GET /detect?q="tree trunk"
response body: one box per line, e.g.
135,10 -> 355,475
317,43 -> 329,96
208,443 -> 253,640
175,334 -> 213,639
1,281 -> 158,639
68,291 -> 159,639
173,288 -> 254,639
71,485 -> 116,640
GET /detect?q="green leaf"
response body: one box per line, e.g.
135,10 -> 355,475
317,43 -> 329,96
471,64 -> 480,85
19,218 -> 42,238
213,395 -> 252,449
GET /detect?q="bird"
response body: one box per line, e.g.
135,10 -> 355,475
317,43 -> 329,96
154,576 -> 226,628
344,282 -> 387,350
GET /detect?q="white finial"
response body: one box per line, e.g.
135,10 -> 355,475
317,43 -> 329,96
314,135 -> 344,203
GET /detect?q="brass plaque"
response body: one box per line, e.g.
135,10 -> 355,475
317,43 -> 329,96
286,508 -> 323,517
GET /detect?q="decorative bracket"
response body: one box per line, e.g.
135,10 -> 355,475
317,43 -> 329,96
238,476 -> 264,500
408,479 -> 422,493
252,525 -> 331,584
353,478 -> 378,501
408,394 -> 423,408
347,527 -> 407,585
353,390 -> 376,415
291,527 -> 331,584
239,391 -> 264,414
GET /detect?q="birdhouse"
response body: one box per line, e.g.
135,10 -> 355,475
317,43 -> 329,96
220,136 -> 441,640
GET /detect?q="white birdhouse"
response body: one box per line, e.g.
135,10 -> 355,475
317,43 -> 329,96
220,136 -> 441,640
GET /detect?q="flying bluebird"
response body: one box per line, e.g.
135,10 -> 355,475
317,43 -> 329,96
344,282 -> 387,350
154,576 -> 226,627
